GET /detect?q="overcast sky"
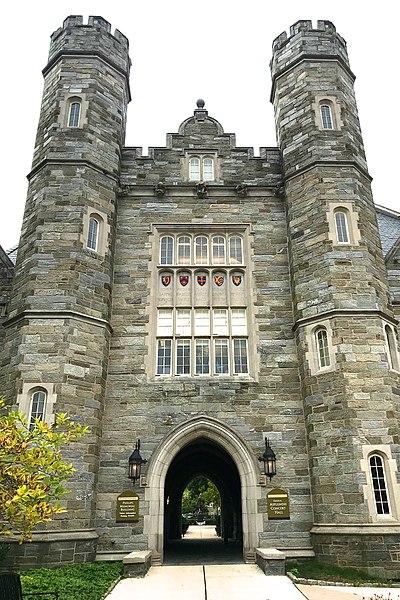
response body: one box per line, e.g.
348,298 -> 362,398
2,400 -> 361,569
1,1 -> 398,251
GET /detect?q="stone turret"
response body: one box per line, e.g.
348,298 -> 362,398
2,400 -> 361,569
271,21 -> 400,576
2,16 -> 131,566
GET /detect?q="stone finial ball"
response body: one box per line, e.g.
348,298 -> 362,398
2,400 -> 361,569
196,99 -> 205,109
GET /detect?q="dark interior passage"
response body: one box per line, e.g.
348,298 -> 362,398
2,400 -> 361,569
164,437 -> 243,564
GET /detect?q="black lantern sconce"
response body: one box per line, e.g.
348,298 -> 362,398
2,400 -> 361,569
128,439 -> 147,483
258,438 -> 277,481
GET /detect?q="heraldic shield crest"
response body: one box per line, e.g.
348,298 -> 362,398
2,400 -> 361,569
214,274 -> 224,287
179,275 -> 189,287
161,275 -> 171,287
197,275 -> 207,287
232,275 -> 242,286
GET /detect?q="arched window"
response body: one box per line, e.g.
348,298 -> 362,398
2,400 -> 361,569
177,236 -> 191,264
189,158 -> 201,181
385,325 -> 400,371
369,454 -> 390,515
203,158 -> 214,181
315,327 -> 331,369
212,236 -> 226,264
229,236 -> 243,264
195,236 -> 208,264
29,389 -> 47,430
87,217 -> 99,251
320,104 -> 333,129
160,236 -> 174,265
68,101 -> 81,128
334,210 -> 350,244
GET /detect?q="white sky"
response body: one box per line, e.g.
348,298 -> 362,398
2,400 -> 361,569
1,1 -> 398,251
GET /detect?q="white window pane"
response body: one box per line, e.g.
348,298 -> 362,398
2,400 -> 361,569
321,104 -> 333,129
213,309 -> 228,335
68,102 -> 81,127
233,339 -> 248,374
157,339 -> 172,375
157,309 -> 173,336
316,329 -> 330,368
370,455 -> 390,515
195,236 -> 208,264
176,309 -> 191,336
189,158 -> 200,181
229,236 -> 243,264
215,339 -> 229,374
196,339 -> 210,374
231,309 -> 247,335
29,390 -> 46,429
176,339 -> 191,374
212,236 -> 226,264
335,211 -> 349,243
195,309 -> 210,335
87,217 -> 99,250
177,236 -> 191,264
203,158 -> 214,181
160,236 -> 174,264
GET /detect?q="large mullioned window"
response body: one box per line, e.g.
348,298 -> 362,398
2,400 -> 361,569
155,230 -> 249,377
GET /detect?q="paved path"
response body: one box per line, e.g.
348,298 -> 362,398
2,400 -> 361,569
106,564 -> 307,599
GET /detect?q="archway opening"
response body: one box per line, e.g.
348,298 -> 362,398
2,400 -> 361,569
163,437 -> 243,564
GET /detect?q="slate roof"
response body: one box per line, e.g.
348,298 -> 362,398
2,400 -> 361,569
376,205 -> 400,257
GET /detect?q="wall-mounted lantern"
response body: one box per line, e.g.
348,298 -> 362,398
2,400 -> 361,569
258,438 -> 277,481
128,439 -> 147,483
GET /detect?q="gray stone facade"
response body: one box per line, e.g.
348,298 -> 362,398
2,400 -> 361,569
0,17 -> 399,578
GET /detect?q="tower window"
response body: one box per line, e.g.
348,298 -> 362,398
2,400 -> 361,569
29,389 -> 47,430
334,210 -> 350,244
320,104 -> 333,129
315,327 -> 331,369
369,454 -> 390,515
385,325 -> 400,371
68,101 -> 81,128
87,217 -> 99,251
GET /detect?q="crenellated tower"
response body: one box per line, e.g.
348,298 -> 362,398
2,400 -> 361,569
271,20 -> 400,575
2,16 -> 131,565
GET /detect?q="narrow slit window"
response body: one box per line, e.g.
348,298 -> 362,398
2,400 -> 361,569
160,236 -> 174,265
87,217 -> 99,251
68,102 -> 81,128
369,455 -> 390,515
29,390 -> 46,430
385,325 -> 400,371
335,210 -> 350,243
320,104 -> 333,129
316,328 -> 331,369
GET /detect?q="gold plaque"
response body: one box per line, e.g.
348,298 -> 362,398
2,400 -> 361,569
116,491 -> 139,522
267,488 -> 290,520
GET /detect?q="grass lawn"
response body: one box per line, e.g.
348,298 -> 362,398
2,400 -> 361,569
20,562 -> 124,600
286,559 -> 388,585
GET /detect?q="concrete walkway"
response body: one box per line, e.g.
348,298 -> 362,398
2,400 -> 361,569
106,564 -> 307,599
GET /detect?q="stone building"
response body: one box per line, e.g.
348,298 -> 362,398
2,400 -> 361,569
1,16 -> 400,577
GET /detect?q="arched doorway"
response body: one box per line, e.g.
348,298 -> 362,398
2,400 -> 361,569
144,416 -> 262,564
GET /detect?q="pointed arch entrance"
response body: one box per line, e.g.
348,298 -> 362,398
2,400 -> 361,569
144,416 -> 262,564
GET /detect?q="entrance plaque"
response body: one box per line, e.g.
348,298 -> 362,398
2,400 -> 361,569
116,491 -> 139,523
267,488 -> 290,520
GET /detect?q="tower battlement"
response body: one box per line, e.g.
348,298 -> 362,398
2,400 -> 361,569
271,20 -> 350,81
48,15 -> 130,74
